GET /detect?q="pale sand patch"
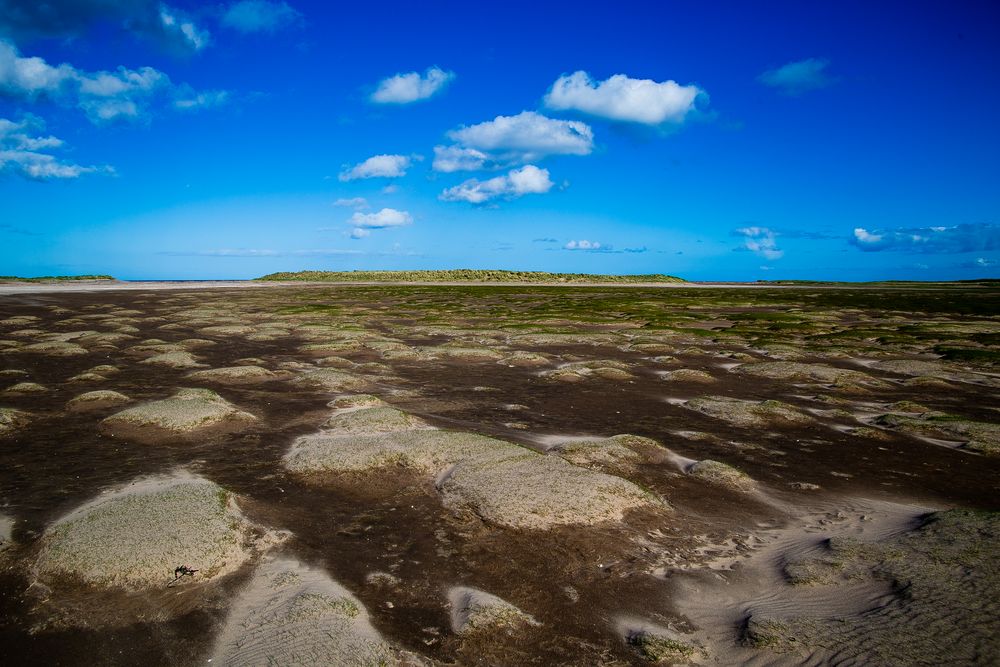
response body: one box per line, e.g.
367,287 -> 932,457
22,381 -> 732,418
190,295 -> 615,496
186,366 -> 286,385
35,472 -> 280,590
0,512 -> 13,551
140,351 -> 206,369
0,407 -> 31,436
66,390 -> 131,413
209,557 -> 419,666
448,586 -> 540,635
100,388 -> 256,441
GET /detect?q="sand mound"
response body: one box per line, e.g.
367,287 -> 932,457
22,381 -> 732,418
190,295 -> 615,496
734,361 -> 889,390
875,412 -> 1000,456
292,369 -> 367,392
186,366 -> 284,385
0,512 -> 13,551
66,390 -> 132,412
661,369 -> 716,383
747,509 -> 1000,664
501,351 -> 551,367
210,557 -> 417,666
322,406 -> 431,433
551,434 -> 659,466
438,453 -> 654,529
67,372 -> 108,383
684,396 -> 813,428
140,351 -> 205,369
688,460 -> 756,492
448,586 -> 539,635
329,394 -> 385,409
35,473 -> 274,589
286,427 -> 656,529
100,388 -> 256,441
2,382 -> 47,395
0,407 -> 30,436
19,341 -> 88,356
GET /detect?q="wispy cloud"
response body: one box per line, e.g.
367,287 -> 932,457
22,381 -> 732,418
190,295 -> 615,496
850,223 -> 1000,253
758,58 -> 835,95
221,1 -> 303,33
733,226 -> 783,259
544,71 -> 705,125
439,165 -> 553,204
435,111 -> 593,170
371,66 -> 454,104
0,115 -> 112,180
333,197 -> 369,209
338,154 -> 417,181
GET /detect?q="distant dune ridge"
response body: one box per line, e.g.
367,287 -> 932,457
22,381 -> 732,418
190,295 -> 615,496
256,269 -> 686,283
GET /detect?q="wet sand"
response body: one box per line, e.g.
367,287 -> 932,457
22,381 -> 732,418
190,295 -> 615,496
0,283 -> 997,665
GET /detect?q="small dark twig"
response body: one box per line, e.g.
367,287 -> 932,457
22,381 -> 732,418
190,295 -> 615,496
172,565 -> 199,583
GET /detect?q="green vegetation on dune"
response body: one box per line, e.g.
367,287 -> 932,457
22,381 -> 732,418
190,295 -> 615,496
0,275 -> 115,282
255,269 -> 686,284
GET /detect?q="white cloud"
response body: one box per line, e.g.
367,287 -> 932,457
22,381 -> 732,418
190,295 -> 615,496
442,111 -> 593,166
564,240 -> 601,250
381,184 -> 398,194
339,154 -> 415,181
0,115 -> 112,180
734,226 -> 783,260
221,1 -> 303,33
432,145 -> 488,172
0,39 -> 224,123
851,223 -> 1000,253
159,5 -> 210,51
544,71 -> 703,125
371,66 -> 454,104
350,227 -> 370,239
439,165 -> 553,204
350,207 -> 412,229
334,197 -> 369,209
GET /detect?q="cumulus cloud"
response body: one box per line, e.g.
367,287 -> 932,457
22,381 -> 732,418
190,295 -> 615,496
371,66 -> 454,104
350,207 -> 412,229
0,39 -> 224,122
544,71 -> 704,125
432,145 -> 488,173
850,223 -> 1000,254
0,115 -> 111,180
439,165 -> 553,204
437,111 -> 593,169
734,226 -> 783,260
339,154 -> 415,181
759,58 -> 835,95
333,197 -> 369,209
221,0 -> 302,33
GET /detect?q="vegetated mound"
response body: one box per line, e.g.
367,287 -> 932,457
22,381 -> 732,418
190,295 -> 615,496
684,396 -> 813,428
549,434 -> 660,466
448,586 -> 540,635
35,473 -> 275,590
0,407 -> 31,436
284,421 -> 657,529
874,411 -> 1000,456
687,459 -> 757,492
733,361 -> 889,390
100,388 -> 256,443
210,557 -> 418,666
66,390 -> 131,412
0,275 -> 116,283
747,509 -> 1000,665
256,269 -> 685,284
186,365 -> 285,385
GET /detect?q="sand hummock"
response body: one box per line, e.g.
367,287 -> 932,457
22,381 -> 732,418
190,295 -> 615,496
66,390 -> 132,412
209,557 -> 419,666
34,472 -> 276,590
684,396 -> 813,428
547,434 -> 660,466
687,459 -> 757,493
322,406 -> 431,433
100,388 -> 256,442
292,368 -> 368,392
140,351 -> 206,369
186,365 -> 285,385
1,382 -> 47,395
18,341 -> 88,356
448,586 -> 540,635
0,407 -> 31,436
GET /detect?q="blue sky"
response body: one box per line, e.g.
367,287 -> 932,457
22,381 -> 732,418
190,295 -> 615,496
1,0 -> 998,280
